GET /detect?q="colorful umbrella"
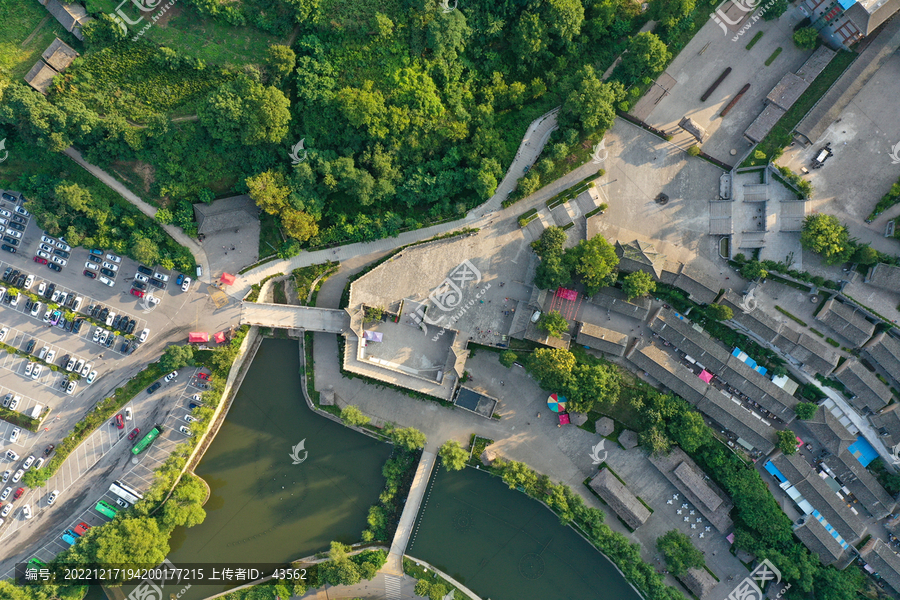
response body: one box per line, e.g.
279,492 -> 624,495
547,393 -> 567,413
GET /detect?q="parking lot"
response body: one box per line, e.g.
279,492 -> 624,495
0,366 -> 209,567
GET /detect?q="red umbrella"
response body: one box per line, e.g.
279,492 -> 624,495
221,272 -> 236,286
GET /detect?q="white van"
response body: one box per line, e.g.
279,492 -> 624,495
531,310 -> 542,323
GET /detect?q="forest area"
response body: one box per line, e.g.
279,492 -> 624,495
1,0 -> 707,258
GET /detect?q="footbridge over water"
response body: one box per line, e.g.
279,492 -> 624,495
240,302 -> 350,333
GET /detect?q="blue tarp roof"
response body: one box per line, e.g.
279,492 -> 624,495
848,437 -> 878,467
838,0 -> 856,9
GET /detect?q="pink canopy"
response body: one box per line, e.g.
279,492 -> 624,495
220,272 -> 236,285
363,331 -> 383,342
213,331 -> 226,344
189,332 -> 209,343
556,287 -> 578,301
698,370 -> 713,384
558,413 -> 571,425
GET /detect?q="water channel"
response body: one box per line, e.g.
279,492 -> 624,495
408,466 -> 642,600
157,338 -> 391,600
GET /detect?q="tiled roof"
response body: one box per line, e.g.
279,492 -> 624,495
815,299 -> 876,347
590,468 -> 651,530
833,358 -> 891,412
575,322 -> 628,357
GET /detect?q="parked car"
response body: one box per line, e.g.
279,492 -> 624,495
106,253 -> 122,263
51,256 -> 67,267
139,328 -> 150,343
164,371 -> 178,382
0,487 -> 10,501
87,255 -> 101,264
0,504 -> 11,518
65,380 -> 76,396
81,362 -> 92,377
100,268 -> 116,278
24,362 -> 33,378
12,469 -> 24,483
48,263 -> 61,272
47,490 -> 59,505
137,265 -> 153,275
84,262 -> 98,272
179,426 -> 193,437
147,382 -> 161,394
114,414 -> 124,429
181,277 -> 192,292
83,270 -> 96,279
115,498 -> 128,508
135,273 -> 149,283
23,274 -> 33,289
53,249 -> 70,259
33,256 -> 47,265
9,427 -> 19,443
128,427 -> 140,441
86,371 -> 97,384
45,350 -> 55,363
30,302 -> 41,317
32,365 -> 42,380
22,456 -> 34,470
55,240 -> 71,252
99,276 -> 114,287
21,504 -> 32,519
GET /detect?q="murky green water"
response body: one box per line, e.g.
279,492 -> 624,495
407,466 -> 643,600
159,338 -> 391,600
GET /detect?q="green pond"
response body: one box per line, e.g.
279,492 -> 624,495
407,466 -> 643,600
152,338 -> 391,600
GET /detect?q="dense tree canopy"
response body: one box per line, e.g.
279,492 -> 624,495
537,311 -> 570,338
657,530 -> 704,577
439,440 -> 469,471
800,214 -> 853,265
198,76 -> 291,146
622,270 -> 655,300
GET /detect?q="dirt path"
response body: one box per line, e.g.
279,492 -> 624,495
21,15 -> 50,47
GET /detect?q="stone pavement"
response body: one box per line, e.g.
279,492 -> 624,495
62,147 -> 211,283
241,302 -> 349,333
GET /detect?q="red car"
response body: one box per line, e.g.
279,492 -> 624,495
13,487 -> 24,500
198,372 -> 210,381
128,427 -> 140,441
83,270 -> 97,279
115,414 -> 124,429
130,288 -> 145,298
33,256 -> 48,265
73,522 -> 91,535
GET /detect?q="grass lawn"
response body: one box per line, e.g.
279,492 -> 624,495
742,49 -> 857,167
0,0 -> 78,79
258,211 -> 282,257
86,0 -> 283,68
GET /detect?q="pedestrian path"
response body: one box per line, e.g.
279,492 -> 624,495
386,450 -> 437,576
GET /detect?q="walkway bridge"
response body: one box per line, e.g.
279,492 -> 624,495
240,302 -> 349,333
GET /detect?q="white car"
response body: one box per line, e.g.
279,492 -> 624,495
102,261 -> 119,272
46,349 -> 55,363
84,262 -> 99,271
5,451 -> 18,462
92,328 -> 101,343
32,364 -> 42,380
39,243 -> 53,254
105,312 -> 116,326
86,370 -> 97,384
42,310 -> 51,323
65,357 -> 75,372
9,397 -> 19,410
98,330 -> 109,345
51,256 -> 67,267
38,346 -> 48,360
0,487 -> 10,501
124,407 -> 132,421
66,380 -> 77,396
116,498 -> 129,508
15,205 -> 28,217
37,250 -> 51,260
179,426 -> 193,436
139,328 -> 150,343
22,455 -> 34,470
0,504 -> 11,518
99,276 -> 114,287
0,327 -> 8,342
47,489 -> 59,505
153,272 -> 169,282
73,297 -> 83,312
1,471 -> 9,483
24,362 -> 33,377
30,301 -> 41,317
0,210 -> 9,218
12,469 -> 24,483
21,504 -> 31,519
0,218 -> 7,225
81,362 -> 92,377
106,253 -> 121,263
50,290 -> 61,303
75,358 -> 85,373
184,415 -> 197,423
33,457 -> 44,469
37,281 -> 46,295
164,370 -> 178,382
135,273 -> 149,283
40,235 -> 54,244
23,275 -> 33,290
9,427 -> 19,443
181,277 -> 192,292
55,241 -> 71,251
5,230 -> 21,239
8,293 -> 18,308
146,295 -> 160,306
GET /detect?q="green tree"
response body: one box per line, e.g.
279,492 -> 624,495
619,32 -> 670,83
373,13 -> 394,37
318,541 -> 361,586
499,350 -> 518,368
794,402 -> 818,420
777,429 -> 798,454
390,427 -> 426,451
439,440 -> 468,471
341,405 -> 370,427
705,303 -> 733,321
652,0 -> 695,28
160,344 -> 194,372
800,214 -> 853,265
764,0 -> 789,20
66,517 -> 169,567
814,565 -> 865,600
130,236 -> 161,267
528,348 -> 576,390
198,76 -> 291,146
562,66 -> 619,133
566,363 -> 620,413
414,579 -> 431,597
534,253 -> 572,289
657,530 -> 704,577
280,208 -> 319,243
542,0 -> 585,42
687,145 -> 700,157
265,45 -> 296,83
851,244 -> 878,265
428,583 -> 448,600
246,170 -> 290,215
668,411 -> 710,452
740,260 -> 768,281
639,426 -> 671,456
793,27 -> 819,49
496,459 -> 540,493
537,311 -> 569,338
531,226 -> 567,258
622,270 -> 656,300
568,235 -> 619,295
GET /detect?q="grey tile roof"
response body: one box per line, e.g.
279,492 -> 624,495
679,567 -> 718,599
864,332 -> 900,388
23,60 -> 57,94
793,514 -> 847,566
698,388 -> 777,454
866,263 -> 900,292
649,447 -> 734,534
795,46 -> 837,83
860,538 -> 900,594
41,38 -> 77,71
834,358 -> 892,412
627,343 -> 709,406
575,322 -> 628,357
590,468 -> 651,530
766,72 -> 810,111
772,327 -> 839,375
615,239 -> 666,278
589,287 -> 651,320
673,264 -> 720,304
771,452 -> 868,542
870,405 -> 900,448
194,195 -> 260,235
845,0 -> 900,36
649,309 -> 731,373
674,460 -> 726,513
815,298 -> 876,347
720,290 -> 783,343
744,104 -> 787,144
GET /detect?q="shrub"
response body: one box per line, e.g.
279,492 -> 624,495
687,145 -> 700,157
